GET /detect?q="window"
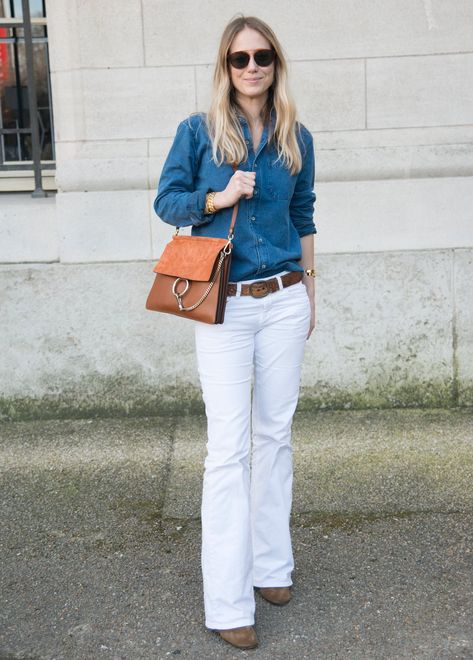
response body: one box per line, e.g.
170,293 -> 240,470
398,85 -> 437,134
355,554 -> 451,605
0,0 -> 55,195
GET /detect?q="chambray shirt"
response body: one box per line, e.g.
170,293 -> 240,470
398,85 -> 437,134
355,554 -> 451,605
153,111 -> 316,282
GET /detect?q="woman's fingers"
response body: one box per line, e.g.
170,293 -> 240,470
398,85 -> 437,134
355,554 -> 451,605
234,170 -> 256,183
233,170 -> 256,198
220,170 -> 256,206
307,313 -> 316,339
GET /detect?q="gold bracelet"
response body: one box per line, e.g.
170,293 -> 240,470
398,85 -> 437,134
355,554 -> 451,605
304,268 -> 317,278
204,191 -> 217,215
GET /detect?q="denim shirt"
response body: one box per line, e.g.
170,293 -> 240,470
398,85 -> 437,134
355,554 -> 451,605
153,111 -> 316,282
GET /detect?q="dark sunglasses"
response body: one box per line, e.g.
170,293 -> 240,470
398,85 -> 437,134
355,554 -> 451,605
227,49 -> 276,69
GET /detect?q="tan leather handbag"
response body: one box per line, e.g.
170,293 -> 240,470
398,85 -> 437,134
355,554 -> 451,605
145,183 -> 239,324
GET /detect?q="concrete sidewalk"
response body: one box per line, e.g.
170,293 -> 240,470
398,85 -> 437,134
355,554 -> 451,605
1,409 -> 472,659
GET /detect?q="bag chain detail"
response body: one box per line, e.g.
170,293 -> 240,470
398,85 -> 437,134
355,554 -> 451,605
172,240 -> 232,312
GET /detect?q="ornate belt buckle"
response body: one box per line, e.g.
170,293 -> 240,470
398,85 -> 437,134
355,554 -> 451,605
249,281 -> 269,298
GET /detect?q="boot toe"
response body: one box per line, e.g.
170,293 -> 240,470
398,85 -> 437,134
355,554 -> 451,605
218,625 -> 259,649
257,586 -> 292,605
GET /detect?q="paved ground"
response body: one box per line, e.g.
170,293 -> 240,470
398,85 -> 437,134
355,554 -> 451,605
1,409 -> 472,659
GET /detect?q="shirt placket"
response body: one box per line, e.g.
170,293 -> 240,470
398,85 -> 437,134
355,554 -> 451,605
241,119 -> 270,275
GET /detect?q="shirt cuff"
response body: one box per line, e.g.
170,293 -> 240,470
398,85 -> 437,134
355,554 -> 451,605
297,225 -> 317,238
188,189 -> 216,226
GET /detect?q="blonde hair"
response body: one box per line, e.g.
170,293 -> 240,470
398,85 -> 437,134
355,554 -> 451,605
206,15 -> 302,175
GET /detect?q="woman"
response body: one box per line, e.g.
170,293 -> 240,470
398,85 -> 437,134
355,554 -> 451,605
154,15 -> 317,650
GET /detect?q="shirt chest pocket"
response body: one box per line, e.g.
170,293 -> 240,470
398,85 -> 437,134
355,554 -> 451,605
267,157 -> 296,201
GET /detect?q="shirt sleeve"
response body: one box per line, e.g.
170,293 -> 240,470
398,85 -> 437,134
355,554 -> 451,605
289,128 -> 317,237
153,118 -> 216,227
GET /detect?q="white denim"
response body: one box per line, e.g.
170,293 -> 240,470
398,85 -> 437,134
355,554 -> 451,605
194,273 -> 311,630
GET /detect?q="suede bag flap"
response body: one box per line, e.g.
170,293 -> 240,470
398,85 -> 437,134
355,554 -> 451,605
153,235 -> 231,281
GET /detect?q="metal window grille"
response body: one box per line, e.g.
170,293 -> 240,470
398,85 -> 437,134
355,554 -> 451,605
0,0 -> 54,197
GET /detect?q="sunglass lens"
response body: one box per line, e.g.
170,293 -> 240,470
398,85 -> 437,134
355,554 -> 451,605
229,52 -> 250,69
254,50 -> 275,66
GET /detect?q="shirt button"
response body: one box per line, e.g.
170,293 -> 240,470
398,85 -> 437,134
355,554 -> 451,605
245,139 -> 250,145
258,238 -> 263,243
251,216 -> 256,221
254,189 -> 258,196
262,264 -> 266,269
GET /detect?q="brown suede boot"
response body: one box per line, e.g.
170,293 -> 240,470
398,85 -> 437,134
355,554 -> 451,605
218,625 -> 259,649
257,586 -> 292,605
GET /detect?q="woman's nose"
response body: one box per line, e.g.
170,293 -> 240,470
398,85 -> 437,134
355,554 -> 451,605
246,56 -> 258,70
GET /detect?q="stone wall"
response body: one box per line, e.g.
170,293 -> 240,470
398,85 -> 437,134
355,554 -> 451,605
1,0 -> 472,418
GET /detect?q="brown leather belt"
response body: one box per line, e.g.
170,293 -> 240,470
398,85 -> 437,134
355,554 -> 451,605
227,271 -> 303,298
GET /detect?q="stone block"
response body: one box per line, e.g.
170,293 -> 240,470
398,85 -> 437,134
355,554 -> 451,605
43,0 -> 80,73
0,262 -> 199,416
314,125 -> 473,151
270,0 -> 473,61
313,125 -> 473,182
367,53 -> 473,128
316,142 -> 473,183
142,0 -> 226,66
47,0 -> 144,70
57,190 -> 152,262
55,157 -> 149,193
291,59 -> 365,132
55,139 -> 150,192
56,139 -> 149,160
315,177 -> 473,254
0,195 -> 58,263
142,0 -> 473,64
302,249 -> 454,408
76,0 -> 144,69
81,67 -> 195,140
49,70 -> 85,142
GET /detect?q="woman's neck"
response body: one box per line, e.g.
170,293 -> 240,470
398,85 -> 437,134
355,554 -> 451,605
235,93 -> 268,127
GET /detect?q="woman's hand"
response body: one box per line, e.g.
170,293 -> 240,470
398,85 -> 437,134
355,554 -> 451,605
213,170 -> 256,209
303,274 -> 317,339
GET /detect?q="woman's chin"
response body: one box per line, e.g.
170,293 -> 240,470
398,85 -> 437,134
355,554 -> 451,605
239,86 -> 267,99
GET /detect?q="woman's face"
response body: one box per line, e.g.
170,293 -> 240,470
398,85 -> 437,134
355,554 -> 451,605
228,27 -> 275,103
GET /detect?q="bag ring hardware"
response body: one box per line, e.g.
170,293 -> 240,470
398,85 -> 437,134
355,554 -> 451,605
172,278 -> 190,310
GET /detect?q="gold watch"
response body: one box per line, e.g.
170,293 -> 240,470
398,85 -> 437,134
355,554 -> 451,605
304,268 -> 317,278
204,191 -> 217,215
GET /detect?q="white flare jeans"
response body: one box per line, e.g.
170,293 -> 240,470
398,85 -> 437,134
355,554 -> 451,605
194,272 -> 311,630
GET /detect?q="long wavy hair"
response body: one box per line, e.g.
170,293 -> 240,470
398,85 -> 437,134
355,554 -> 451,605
206,15 -> 302,175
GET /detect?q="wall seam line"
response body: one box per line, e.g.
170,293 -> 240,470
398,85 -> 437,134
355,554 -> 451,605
51,123 -> 473,142
54,50 -> 473,72
139,0 -> 147,66
451,249 -> 459,405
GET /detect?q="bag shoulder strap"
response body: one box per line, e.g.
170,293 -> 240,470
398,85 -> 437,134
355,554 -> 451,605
227,163 -> 240,240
